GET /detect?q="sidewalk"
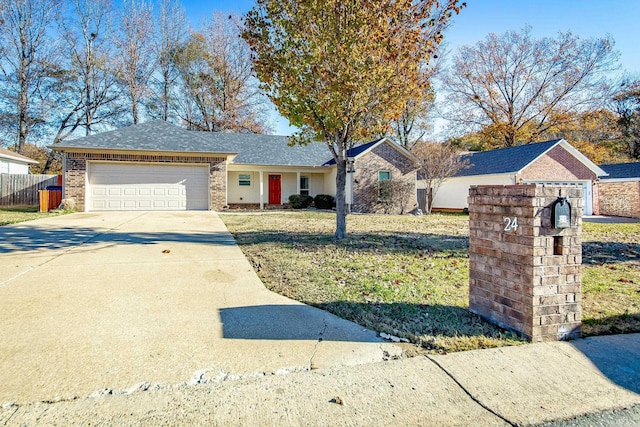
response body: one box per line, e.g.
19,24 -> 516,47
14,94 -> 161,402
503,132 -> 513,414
2,334 -> 639,426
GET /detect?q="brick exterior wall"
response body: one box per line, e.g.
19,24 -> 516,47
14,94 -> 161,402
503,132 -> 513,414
352,142 -> 417,214
468,184 -> 583,342
63,152 -> 227,211
518,145 -> 597,181
598,180 -> 640,218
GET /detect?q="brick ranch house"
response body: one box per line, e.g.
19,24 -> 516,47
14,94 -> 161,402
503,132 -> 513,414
51,120 -> 417,213
596,162 -> 640,218
426,139 -> 608,215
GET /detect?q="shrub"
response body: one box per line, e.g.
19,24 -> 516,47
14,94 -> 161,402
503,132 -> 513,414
314,194 -> 335,210
288,194 -> 314,209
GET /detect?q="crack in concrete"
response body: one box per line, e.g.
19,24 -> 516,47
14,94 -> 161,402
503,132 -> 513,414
1,405 -> 18,426
425,355 -> 518,427
309,316 -> 329,370
2,365 -> 316,411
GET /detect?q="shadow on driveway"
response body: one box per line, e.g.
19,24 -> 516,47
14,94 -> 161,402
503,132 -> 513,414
219,304 -> 381,343
570,333 -> 640,394
0,224 -> 236,253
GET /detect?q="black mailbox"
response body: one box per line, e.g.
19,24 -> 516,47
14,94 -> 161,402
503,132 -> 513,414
552,197 -> 571,228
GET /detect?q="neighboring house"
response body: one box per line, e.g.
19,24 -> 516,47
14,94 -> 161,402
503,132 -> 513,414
596,162 -> 640,218
51,120 -> 417,213
0,148 -> 39,174
429,139 -> 607,215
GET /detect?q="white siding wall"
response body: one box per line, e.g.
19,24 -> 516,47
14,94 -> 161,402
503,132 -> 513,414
308,174 -> 324,196
3,161 -> 30,174
324,169 -> 337,196
279,172 -> 296,203
432,174 -> 515,209
228,171 -> 261,204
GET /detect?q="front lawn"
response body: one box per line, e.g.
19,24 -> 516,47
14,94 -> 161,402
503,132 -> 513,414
221,212 -> 640,354
0,206 -> 65,226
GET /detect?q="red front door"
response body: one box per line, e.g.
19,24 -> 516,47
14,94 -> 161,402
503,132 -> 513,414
268,175 -> 281,205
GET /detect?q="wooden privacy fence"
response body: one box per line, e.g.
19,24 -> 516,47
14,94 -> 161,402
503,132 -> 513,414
0,174 -> 60,207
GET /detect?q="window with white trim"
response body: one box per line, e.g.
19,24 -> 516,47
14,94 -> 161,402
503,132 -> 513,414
378,170 -> 391,200
300,176 -> 309,195
238,173 -> 251,186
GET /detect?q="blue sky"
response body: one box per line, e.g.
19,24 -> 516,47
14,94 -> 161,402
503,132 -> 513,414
179,0 -> 640,135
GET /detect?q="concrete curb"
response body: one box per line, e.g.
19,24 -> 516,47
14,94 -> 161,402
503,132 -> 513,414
1,334 -> 639,426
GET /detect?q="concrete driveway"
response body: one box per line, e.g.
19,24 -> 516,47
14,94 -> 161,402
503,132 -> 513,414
0,212 -> 401,404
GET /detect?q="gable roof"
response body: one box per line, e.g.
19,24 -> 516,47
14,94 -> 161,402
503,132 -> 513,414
0,147 -> 39,164
323,137 -> 416,166
456,139 -> 607,177
50,120 -> 401,168
599,162 -> 640,180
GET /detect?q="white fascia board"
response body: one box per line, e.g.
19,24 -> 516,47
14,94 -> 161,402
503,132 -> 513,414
228,163 -> 333,174
599,177 -> 640,183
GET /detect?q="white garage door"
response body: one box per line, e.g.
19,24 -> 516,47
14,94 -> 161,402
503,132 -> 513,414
88,163 -> 209,211
524,181 -> 592,215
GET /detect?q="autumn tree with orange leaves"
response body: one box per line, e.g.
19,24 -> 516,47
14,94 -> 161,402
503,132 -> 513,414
443,27 -> 619,148
243,0 -> 464,240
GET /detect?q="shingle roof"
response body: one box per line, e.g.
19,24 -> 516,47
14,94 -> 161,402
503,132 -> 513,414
323,138 -> 384,166
0,147 -> 39,164
456,140 -> 562,177
599,162 -> 640,179
50,120 -> 388,168
51,120 -> 218,153
195,132 -> 332,167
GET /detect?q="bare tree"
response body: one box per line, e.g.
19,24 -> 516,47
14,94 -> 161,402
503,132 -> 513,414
392,88 -> 435,149
443,27 -> 619,147
152,0 -> 186,122
0,0 -> 61,153
174,13 -> 270,133
413,142 -> 467,214
58,0 -> 120,137
391,44 -> 447,149
612,78 -> 640,159
114,0 -> 154,124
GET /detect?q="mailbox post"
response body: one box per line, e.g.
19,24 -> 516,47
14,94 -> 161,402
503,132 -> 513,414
468,184 -> 582,341
552,197 -> 571,229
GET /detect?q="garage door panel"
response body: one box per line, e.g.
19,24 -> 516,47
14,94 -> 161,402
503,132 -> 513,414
88,163 -> 209,211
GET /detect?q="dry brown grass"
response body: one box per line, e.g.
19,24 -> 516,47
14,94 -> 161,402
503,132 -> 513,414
221,211 -> 640,352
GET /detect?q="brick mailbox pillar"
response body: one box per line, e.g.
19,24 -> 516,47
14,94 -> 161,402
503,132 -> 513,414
468,185 -> 583,341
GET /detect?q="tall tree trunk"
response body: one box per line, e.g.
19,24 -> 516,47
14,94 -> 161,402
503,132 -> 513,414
162,70 -> 169,120
131,88 -> 139,124
335,156 -> 347,240
17,56 -> 29,154
18,88 -> 28,154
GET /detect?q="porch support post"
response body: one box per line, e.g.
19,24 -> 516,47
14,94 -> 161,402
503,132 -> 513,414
296,172 -> 301,194
259,170 -> 264,210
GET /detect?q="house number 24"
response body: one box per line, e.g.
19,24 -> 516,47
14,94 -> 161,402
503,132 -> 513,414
503,217 -> 518,232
